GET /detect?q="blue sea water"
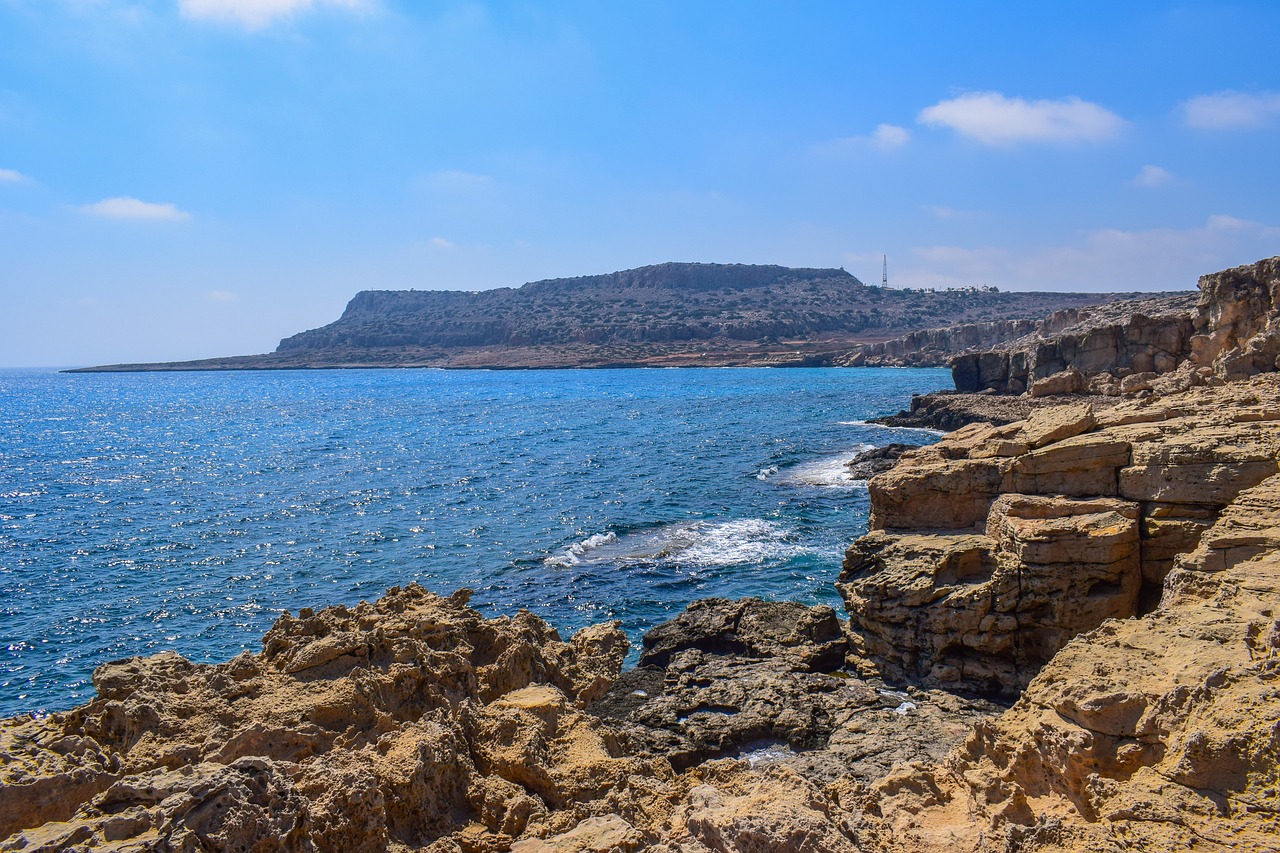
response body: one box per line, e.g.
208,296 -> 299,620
0,366 -> 948,717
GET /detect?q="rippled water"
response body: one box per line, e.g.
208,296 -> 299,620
0,366 -> 947,716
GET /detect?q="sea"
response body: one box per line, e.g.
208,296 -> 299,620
0,366 -> 948,717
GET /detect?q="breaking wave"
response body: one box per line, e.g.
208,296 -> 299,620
759,445 -> 875,488
544,518 -> 805,569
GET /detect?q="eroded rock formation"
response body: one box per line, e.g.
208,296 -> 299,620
0,587 -> 649,852
951,257 -> 1280,396
842,384 -> 1280,698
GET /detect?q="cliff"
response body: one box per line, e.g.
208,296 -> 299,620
950,257 -> 1280,395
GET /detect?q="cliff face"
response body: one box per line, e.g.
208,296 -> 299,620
842,386 -> 1280,697
950,257 -> 1280,395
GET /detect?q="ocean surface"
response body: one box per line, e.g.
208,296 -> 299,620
0,366 -> 948,717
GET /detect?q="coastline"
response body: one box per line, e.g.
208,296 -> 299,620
8,259 -> 1280,851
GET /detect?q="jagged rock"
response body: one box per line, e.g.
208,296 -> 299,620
0,585 -> 644,852
592,598 -> 1001,783
0,758 -> 308,853
666,766 -> 866,852
877,548 -> 1280,852
510,814 -> 643,852
637,598 -> 847,672
844,443 -> 922,479
948,257 -> 1280,397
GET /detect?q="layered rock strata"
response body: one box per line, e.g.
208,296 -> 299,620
951,257 -> 1279,395
842,382 -> 1280,697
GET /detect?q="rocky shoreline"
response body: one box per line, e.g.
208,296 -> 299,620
7,258 -> 1280,851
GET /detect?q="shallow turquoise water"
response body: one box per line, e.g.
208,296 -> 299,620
0,366 -> 947,716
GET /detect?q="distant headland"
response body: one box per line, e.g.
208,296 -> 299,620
66,262 -> 1188,372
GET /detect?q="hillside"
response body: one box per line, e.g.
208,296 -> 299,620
71,262 -> 1188,371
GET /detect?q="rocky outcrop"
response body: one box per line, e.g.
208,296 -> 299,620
844,443 -> 922,479
950,292 -> 1199,394
951,258 -> 1280,396
841,380 -> 1280,698
839,319 -> 1044,367
0,586 -> 648,852
843,294 -> 1195,371
591,598 -> 1000,781
874,516 -> 1280,852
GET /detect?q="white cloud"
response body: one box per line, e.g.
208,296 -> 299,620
868,123 -> 910,150
1132,165 -> 1173,187
80,197 -> 192,221
815,123 -> 910,155
899,215 -> 1280,293
1181,90 -> 1280,129
429,236 -> 454,249
178,0 -> 369,30
0,168 -> 27,183
918,91 -> 1124,145
207,290 -> 238,302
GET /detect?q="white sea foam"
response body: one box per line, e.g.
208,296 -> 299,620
763,445 -> 876,488
544,531 -> 619,567
543,519 -> 803,568
740,741 -> 796,767
837,419 -> 945,436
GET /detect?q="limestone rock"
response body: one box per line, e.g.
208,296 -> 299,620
592,598 -> 1001,785
841,494 -> 1141,697
1029,367 -> 1085,397
1020,401 -> 1096,447
0,584 -> 640,852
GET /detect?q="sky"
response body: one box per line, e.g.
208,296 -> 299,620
1,1 -> 1279,366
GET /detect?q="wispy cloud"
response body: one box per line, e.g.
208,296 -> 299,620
815,123 -> 910,155
866,123 -> 910,150
178,0 -> 370,30
429,236 -> 454,249
922,204 -> 980,219
1131,165 -> 1173,187
80,197 -> 192,221
0,168 -> 28,183
918,91 -> 1124,145
901,215 -> 1280,292
1181,90 -> 1280,130
207,290 -> 238,303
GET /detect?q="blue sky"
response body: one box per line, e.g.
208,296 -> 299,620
2,1 -> 1279,366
